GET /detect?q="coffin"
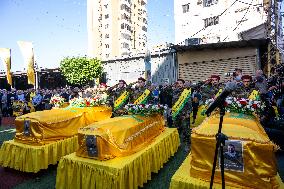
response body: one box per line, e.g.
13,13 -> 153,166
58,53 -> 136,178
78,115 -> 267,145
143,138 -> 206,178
15,106 -> 112,145
76,114 -> 165,160
190,112 -> 279,189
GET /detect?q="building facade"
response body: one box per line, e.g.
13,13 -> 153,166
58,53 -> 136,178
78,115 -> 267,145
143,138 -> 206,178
173,39 -> 267,83
174,0 -> 271,45
102,49 -> 176,86
87,0 -> 148,60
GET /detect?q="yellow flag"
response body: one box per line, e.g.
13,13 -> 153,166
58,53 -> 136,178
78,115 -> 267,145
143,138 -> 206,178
17,41 -> 35,85
249,90 -> 259,100
0,48 -> 12,86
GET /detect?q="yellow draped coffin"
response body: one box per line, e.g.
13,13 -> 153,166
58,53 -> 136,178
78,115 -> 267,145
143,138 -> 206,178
76,114 -> 165,160
190,112 -> 279,189
15,106 -> 112,145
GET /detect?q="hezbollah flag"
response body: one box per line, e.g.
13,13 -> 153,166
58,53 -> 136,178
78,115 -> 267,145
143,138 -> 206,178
0,48 -> 12,86
17,41 -> 35,85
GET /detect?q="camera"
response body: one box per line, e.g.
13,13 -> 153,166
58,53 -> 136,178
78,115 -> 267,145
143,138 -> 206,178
224,72 -> 237,77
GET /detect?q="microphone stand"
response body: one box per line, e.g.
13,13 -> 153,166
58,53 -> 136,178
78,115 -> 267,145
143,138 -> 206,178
209,102 -> 228,189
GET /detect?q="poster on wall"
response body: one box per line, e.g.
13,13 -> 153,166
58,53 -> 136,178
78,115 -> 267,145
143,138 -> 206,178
219,140 -> 244,172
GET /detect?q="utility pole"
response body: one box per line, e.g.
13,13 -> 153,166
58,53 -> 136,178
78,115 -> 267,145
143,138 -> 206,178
267,0 -> 281,76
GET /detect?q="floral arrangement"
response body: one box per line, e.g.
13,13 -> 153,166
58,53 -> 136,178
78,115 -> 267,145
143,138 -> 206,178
205,97 -> 265,115
124,104 -> 167,115
50,95 -> 65,107
69,96 -> 107,107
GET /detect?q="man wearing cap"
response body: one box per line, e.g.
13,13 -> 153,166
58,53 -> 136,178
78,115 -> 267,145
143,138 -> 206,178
201,75 -> 223,103
108,80 -> 129,116
232,75 -> 255,99
172,79 -> 192,152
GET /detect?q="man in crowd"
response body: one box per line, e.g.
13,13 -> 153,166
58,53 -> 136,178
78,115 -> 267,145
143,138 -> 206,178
232,75 -> 255,99
172,79 -> 192,152
108,80 -> 129,116
201,75 -> 222,103
32,90 -> 43,111
130,77 -> 151,104
254,70 -> 268,101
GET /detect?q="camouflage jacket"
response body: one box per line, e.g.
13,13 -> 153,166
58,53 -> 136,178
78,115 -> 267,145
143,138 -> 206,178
107,87 -> 129,107
201,83 -> 223,102
232,85 -> 254,99
130,86 -> 153,104
172,87 -> 192,118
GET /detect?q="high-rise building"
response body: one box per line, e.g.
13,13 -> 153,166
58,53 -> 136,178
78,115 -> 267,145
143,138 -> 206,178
174,0 -> 282,45
87,0 -> 148,60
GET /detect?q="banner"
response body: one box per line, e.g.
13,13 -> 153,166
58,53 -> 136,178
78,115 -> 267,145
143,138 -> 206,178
114,91 -> 130,111
172,88 -> 192,120
133,89 -> 151,105
0,48 -> 12,86
17,41 -> 35,85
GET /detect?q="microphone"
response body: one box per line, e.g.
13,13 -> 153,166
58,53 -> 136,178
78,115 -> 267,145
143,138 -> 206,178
205,82 -> 238,116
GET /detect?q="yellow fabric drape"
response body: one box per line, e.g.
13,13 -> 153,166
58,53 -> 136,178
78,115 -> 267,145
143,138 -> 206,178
15,106 -> 112,145
56,128 -> 180,189
170,154 -> 284,189
17,41 -> 35,85
0,136 -> 78,173
77,114 -> 165,160
0,48 -> 12,86
190,112 -> 279,189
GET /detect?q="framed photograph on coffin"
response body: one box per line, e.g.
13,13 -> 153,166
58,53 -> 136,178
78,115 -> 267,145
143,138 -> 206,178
86,135 -> 98,157
23,120 -> 31,136
219,140 -> 244,172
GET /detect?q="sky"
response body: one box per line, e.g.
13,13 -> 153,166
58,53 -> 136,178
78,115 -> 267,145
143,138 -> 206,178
0,0 -> 174,71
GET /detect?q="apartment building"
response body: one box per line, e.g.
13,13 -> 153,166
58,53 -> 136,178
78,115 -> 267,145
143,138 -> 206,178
174,0 -> 273,45
87,0 -> 148,60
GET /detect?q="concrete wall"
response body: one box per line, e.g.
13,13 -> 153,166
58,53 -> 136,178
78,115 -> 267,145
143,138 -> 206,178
102,51 -> 176,86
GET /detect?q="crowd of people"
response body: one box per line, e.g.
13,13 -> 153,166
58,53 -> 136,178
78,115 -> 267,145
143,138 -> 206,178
0,66 -> 284,148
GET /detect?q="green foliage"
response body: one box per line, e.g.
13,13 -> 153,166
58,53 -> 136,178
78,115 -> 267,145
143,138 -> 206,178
60,56 -> 103,85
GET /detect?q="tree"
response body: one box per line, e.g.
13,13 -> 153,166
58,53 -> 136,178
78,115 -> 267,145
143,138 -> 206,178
60,56 -> 103,85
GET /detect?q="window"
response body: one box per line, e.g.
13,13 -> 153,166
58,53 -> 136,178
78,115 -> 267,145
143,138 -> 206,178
121,33 -> 131,40
121,13 -> 130,22
121,23 -> 131,31
121,4 -> 131,13
204,16 -> 219,28
204,0 -> 218,7
142,26 -> 147,32
122,42 -> 129,49
182,3 -> 190,13
105,14 -> 109,19
236,18 -> 248,24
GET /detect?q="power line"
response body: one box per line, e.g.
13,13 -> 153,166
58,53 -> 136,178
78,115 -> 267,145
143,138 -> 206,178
235,0 -> 268,7
176,0 -> 239,46
222,0 -> 254,41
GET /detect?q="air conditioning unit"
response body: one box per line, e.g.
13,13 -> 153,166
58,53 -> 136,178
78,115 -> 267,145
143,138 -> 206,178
185,38 -> 201,46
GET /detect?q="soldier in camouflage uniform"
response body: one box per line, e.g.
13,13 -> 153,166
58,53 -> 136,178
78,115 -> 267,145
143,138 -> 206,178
232,75 -> 255,99
107,80 -> 129,116
172,79 -> 192,151
201,75 -> 223,103
130,77 -> 153,104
